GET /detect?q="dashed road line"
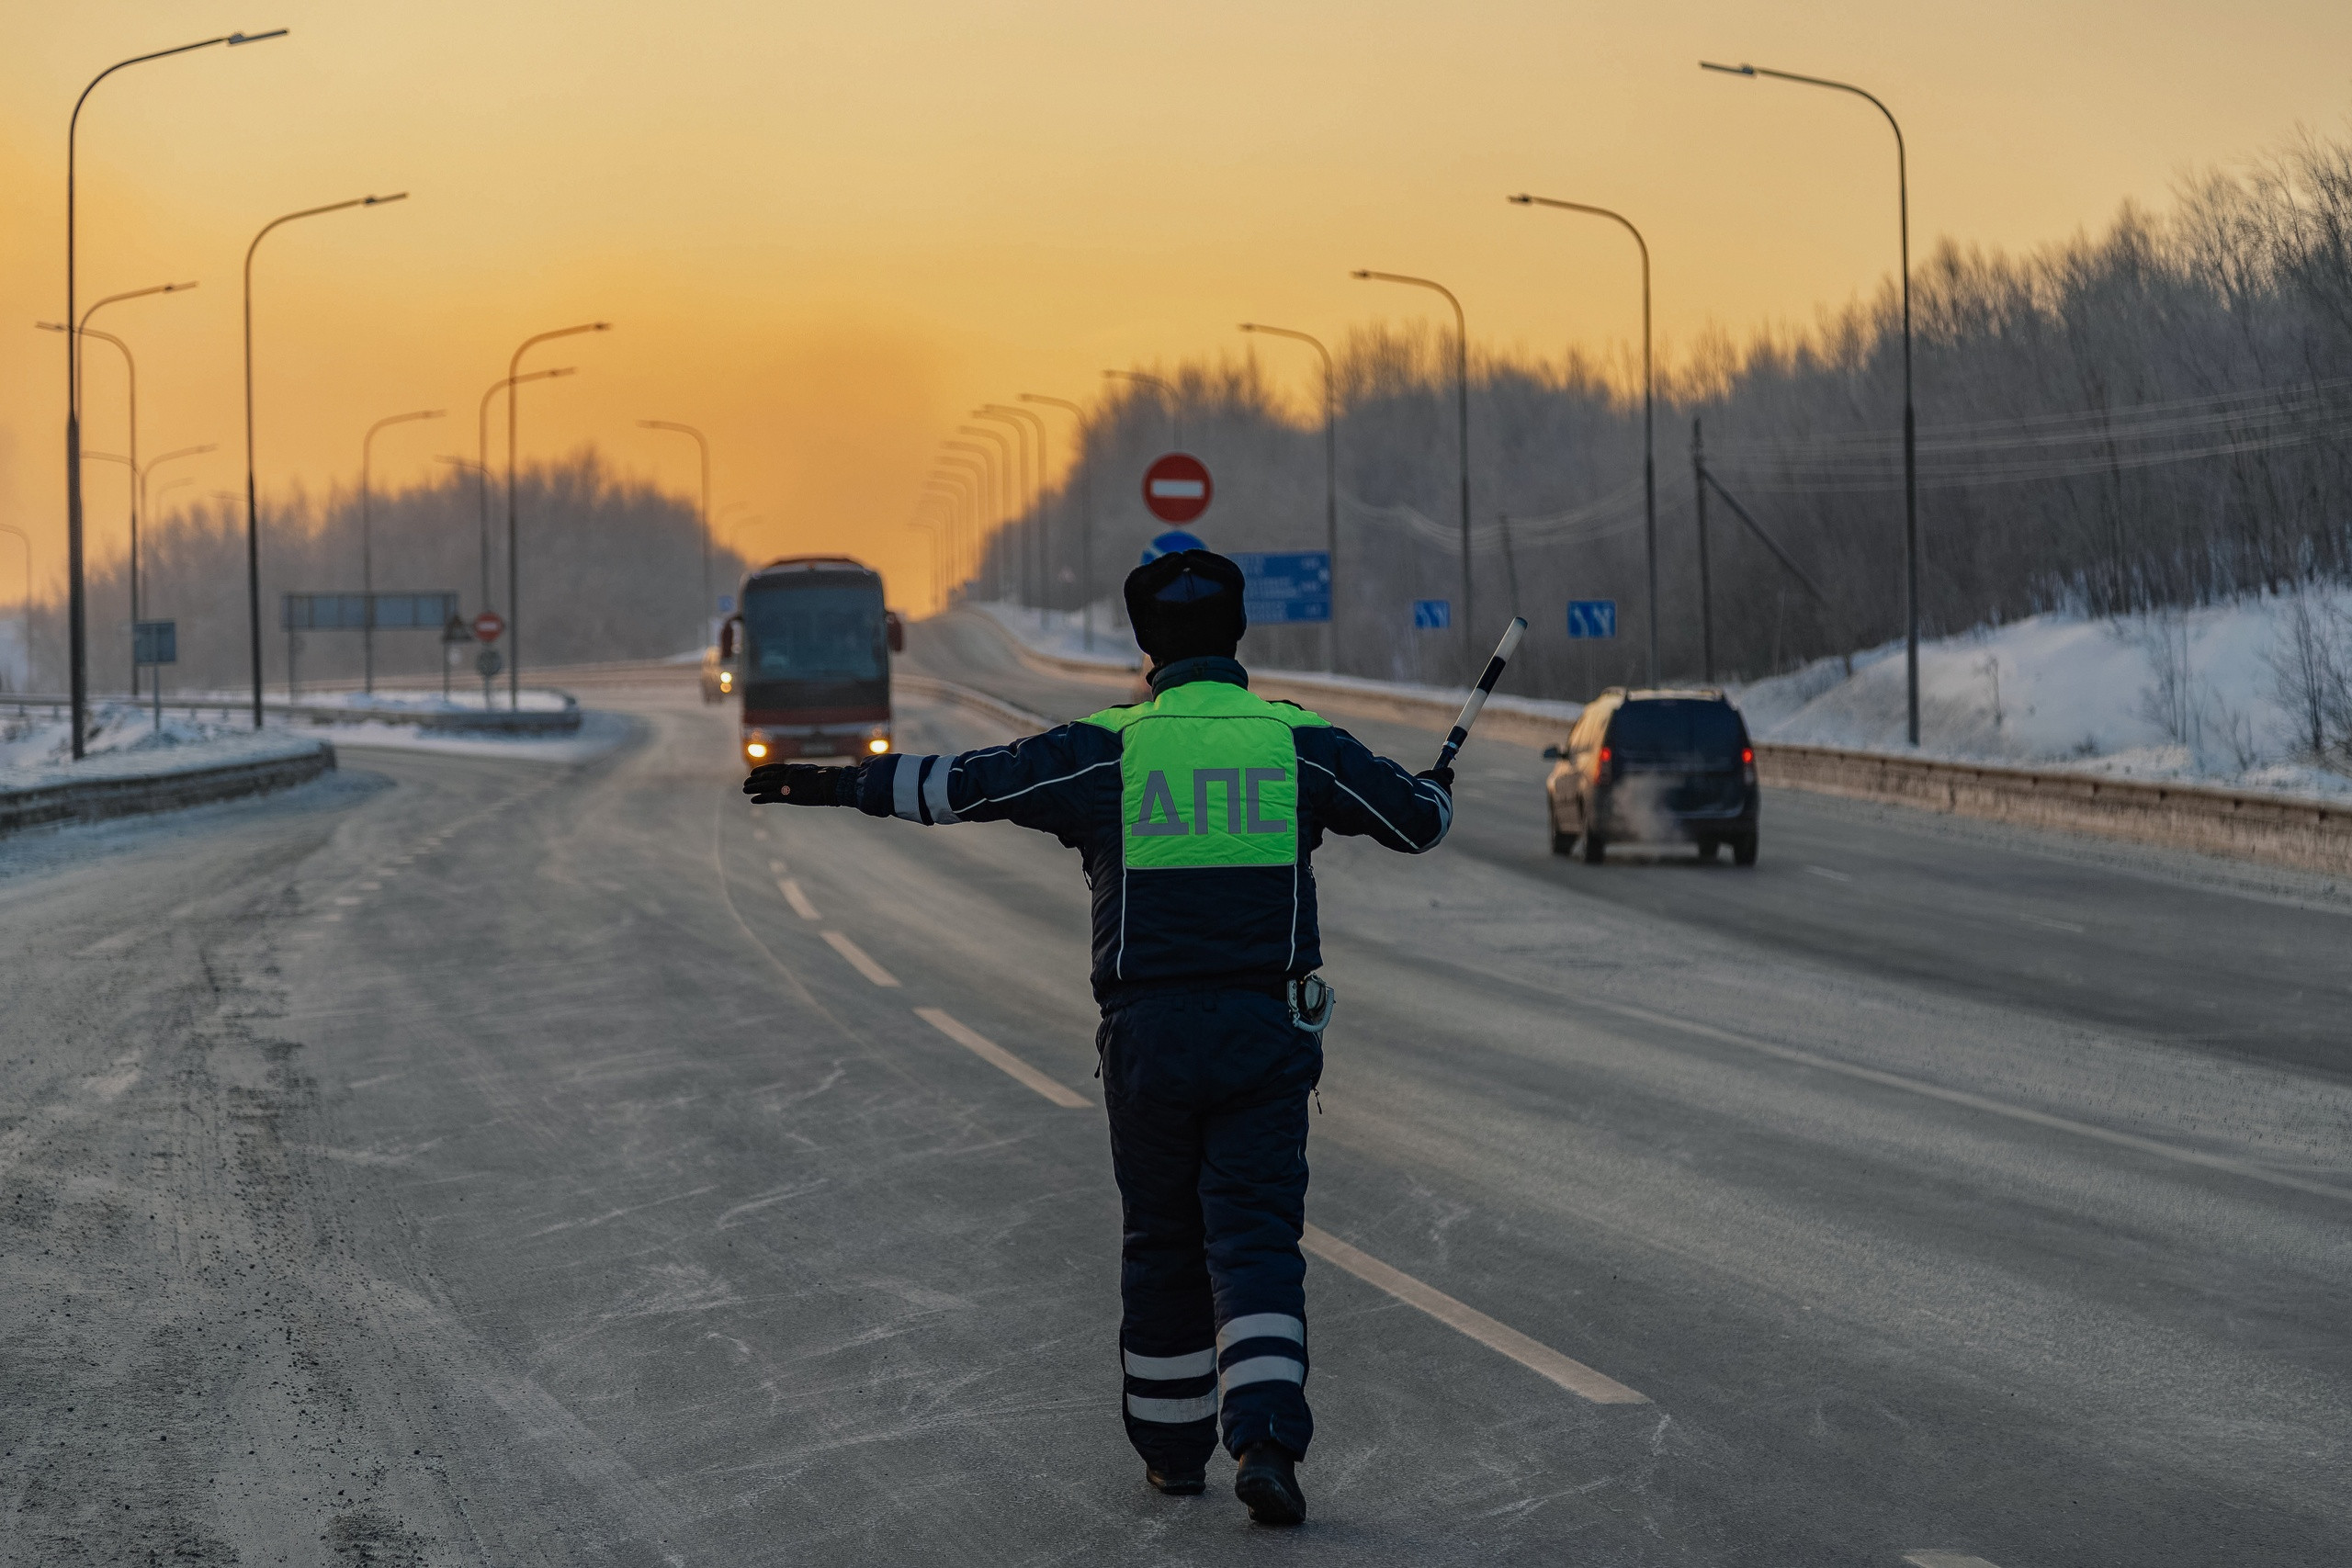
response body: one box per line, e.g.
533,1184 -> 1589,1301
1904,1553 -> 2005,1568
778,878 -> 820,920
1302,1224 -> 1648,1404
822,931 -> 899,987
914,1007 -> 1090,1108
2018,911 -> 2084,932
1805,865 -> 1852,882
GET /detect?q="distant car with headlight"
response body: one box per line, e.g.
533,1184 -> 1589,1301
699,643 -> 739,704
1544,688 -> 1758,865
716,557 -> 904,767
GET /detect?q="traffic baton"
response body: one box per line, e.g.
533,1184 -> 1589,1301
1433,616 -> 1529,771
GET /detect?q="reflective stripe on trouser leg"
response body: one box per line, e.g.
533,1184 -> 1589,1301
1123,1343 -> 1219,1427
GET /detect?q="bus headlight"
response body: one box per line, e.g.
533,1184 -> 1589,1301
867,738 -> 890,755
745,741 -> 768,760
718,671 -> 731,692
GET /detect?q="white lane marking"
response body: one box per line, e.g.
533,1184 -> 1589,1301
822,931 -> 899,987
73,929 -> 144,958
1805,865 -> 1852,882
767,858 -> 789,875
914,1007 -> 1091,1108
778,878 -> 820,920
334,897 -> 363,907
752,826 -> 769,841
1904,1554 -> 2005,1568
357,881 -> 382,890
1300,1224 -> 1647,1404
2018,911 -> 2084,932
1600,999 -> 2352,1204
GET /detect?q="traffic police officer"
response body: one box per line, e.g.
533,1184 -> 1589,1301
743,549 -> 1453,1526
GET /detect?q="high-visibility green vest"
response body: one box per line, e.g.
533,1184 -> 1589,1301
1083,680 -> 1329,870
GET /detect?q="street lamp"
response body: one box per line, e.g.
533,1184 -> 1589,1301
360,408 -> 445,694
1022,393 -> 1095,649
1103,369 -> 1179,447
1507,194 -> 1658,683
506,321 -> 611,707
945,438 -> 1008,600
469,367 -> 573,623
1353,269 -> 1474,675
908,518 -> 942,611
1238,324 -> 1340,671
65,27 -> 285,756
639,420 -> 712,651
1703,59 -> 1919,743
975,406 -> 1046,604
139,444 -> 215,678
923,482 -> 970,588
937,460 -> 992,594
243,189 -> 408,728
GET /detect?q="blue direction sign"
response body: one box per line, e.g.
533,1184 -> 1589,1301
1139,528 -> 1207,566
1230,550 -> 1330,625
133,619 -> 176,666
1566,599 -> 1617,639
1412,599 -> 1452,631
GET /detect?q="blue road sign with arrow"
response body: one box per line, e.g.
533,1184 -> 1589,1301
1566,600 -> 1617,639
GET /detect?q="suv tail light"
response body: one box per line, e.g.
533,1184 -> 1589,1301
1740,747 -> 1754,764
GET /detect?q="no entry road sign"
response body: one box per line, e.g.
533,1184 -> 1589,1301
472,610 -> 506,644
1142,453 -> 1212,525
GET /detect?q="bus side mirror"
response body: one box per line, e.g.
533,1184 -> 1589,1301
1542,745 -> 1562,761
718,617 -> 738,660
886,611 -> 905,654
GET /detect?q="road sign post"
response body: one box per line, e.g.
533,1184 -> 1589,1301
134,619 -> 176,734
1567,599 -> 1617,700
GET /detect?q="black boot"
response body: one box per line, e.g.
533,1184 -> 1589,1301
1145,1463 -> 1205,1496
1233,1440 -> 1306,1526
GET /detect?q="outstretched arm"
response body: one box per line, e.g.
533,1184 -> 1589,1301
744,721 -> 1122,839
1295,726 -> 1453,853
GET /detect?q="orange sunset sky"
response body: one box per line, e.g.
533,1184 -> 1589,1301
5,1 -> 2348,615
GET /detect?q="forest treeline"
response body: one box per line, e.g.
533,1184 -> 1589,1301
9,451 -> 741,694
977,127 -> 2352,700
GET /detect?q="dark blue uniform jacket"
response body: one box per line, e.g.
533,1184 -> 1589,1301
849,660 -> 1452,1001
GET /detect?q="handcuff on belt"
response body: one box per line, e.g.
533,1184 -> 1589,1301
1286,973 -> 1337,1034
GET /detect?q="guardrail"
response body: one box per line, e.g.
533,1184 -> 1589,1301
1,741 -> 336,839
0,692 -> 580,736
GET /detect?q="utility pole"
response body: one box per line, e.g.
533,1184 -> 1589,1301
1352,270 -> 1473,679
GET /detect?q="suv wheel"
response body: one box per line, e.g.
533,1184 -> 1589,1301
1551,824 -> 1577,856
1580,830 -> 1607,865
1697,840 -> 1721,863
1732,832 -> 1758,867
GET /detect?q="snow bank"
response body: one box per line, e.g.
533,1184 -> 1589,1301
0,705 -> 323,791
970,601 -> 1140,671
1731,587 -> 2352,803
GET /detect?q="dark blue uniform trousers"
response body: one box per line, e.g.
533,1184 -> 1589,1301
1098,987 -> 1320,1470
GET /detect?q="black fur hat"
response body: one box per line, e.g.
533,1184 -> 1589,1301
1124,549 -> 1248,660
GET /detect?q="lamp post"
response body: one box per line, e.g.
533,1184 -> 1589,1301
976,406 -> 1046,604
65,28 -> 285,756
938,461 -> 992,594
359,408 -> 444,694
505,321 -> 610,708
244,190 -> 409,728
908,519 -> 942,611
1239,324 -> 1340,671
471,367 -> 572,622
1021,393 -> 1095,649
1703,59 -> 1919,744
638,420 -> 711,650
945,439 -> 1008,600
0,524 -> 28,693
1353,269 -> 1473,676
1507,195 -> 1657,683
925,477 -> 977,589
1103,369 -> 1179,447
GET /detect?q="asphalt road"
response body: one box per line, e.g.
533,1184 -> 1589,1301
4,641 -> 2346,1565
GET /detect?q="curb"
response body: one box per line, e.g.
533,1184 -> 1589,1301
0,742 -> 337,840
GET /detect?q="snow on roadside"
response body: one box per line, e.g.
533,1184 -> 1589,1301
1,705 -> 324,791
1729,586 -> 2352,803
320,709 -> 632,764
971,601 -> 1140,671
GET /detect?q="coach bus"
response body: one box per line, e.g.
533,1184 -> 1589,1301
717,556 -> 903,766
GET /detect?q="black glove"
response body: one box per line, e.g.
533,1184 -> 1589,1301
1417,764 -> 1454,793
743,762 -> 857,807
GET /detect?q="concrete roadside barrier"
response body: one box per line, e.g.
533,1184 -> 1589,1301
1,739 -> 336,840
0,693 -> 580,736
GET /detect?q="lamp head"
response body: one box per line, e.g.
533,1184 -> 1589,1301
227,28 -> 290,45
1507,194 -> 1532,204
363,192 -> 410,207
1699,61 -> 1756,76
1350,269 -> 1371,279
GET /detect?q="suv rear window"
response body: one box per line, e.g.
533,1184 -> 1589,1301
1606,700 -> 1744,759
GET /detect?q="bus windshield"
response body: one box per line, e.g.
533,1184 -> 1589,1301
742,584 -> 886,682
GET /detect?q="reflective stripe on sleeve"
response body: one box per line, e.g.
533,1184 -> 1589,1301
892,755 -> 928,821
1124,1347 -> 1217,1380
1216,1313 -> 1305,1351
1125,1391 -> 1219,1425
922,756 -> 960,824
1219,1356 -> 1306,1392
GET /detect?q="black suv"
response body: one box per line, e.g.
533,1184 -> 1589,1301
1544,688 -> 1758,865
